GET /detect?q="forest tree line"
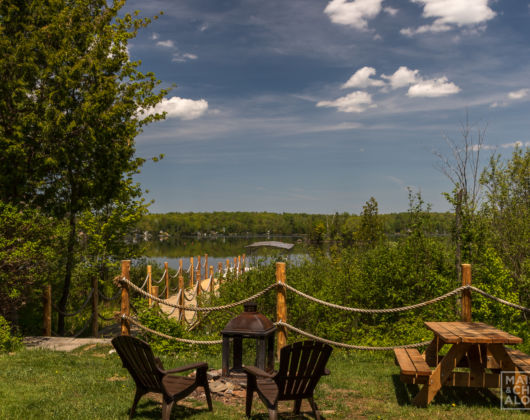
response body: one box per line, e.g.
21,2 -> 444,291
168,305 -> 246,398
137,209 -> 454,242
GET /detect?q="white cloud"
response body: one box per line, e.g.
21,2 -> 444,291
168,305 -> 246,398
508,89 -> 529,100
382,66 -> 420,89
471,141 -> 530,151
407,77 -> 460,97
324,0 -> 384,30
172,52 -> 198,62
342,67 -> 385,89
156,40 -> 175,48
402,0 -> 496,36
151,33 -> 159,40
383,6 -> 398,16
316,91 -> 376,113
146,96 -> 208,120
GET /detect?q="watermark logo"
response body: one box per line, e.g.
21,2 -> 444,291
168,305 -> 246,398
500,371 -> 530,410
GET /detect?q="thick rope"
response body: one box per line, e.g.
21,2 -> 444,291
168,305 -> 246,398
139,274 -> 149,290
118,277 -> 276,312
469,286 -> 530,313
53,289 -> 94,317
282,283 -> 466,313
170,267 -> 182,279
158,283 -> 167,297
276,321 -> 431,351
152,270 -> 167,284
98,313 -> 117,321
200,276 -> 214,293
98,289 -> 121,301
122,314 -> 222,344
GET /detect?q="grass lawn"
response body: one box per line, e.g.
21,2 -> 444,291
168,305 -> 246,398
0,344 -> 527,419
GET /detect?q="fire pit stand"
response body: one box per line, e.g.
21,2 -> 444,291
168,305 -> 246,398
221,302 -> 276,377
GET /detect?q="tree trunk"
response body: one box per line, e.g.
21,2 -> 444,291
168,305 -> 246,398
57,212 -> 76,335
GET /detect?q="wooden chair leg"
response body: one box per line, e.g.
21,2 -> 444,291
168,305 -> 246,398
267,407 -> 278,420
293,398 -> 302,414
130,388 -> 144,419
161,399 -> 174,420
203,381 -> 213,411
246,376 -> 256,417
308,397 -> 321,420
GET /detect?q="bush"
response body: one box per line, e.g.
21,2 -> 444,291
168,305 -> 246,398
0,316 -> 21,352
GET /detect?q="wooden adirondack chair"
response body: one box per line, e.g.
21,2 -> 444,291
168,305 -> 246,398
111,335 -> 212,420
244,340 -> 332,420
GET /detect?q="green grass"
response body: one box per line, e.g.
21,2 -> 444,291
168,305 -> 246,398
0,345 -> 527,419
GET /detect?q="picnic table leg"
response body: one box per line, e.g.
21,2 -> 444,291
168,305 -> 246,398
424,336 -> 445,367
413,343 -> 472,407
488,344 -> 530,409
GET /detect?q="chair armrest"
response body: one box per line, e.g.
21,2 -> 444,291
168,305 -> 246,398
164,362 -> 208,374
243,365 -> 275,379
154,357 -> 164,370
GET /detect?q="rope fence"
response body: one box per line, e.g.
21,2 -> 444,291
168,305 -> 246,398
43,257 -> 530,353
115,261 -> 530,352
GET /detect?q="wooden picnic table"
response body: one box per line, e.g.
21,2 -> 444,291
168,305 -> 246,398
397,321 -> 530,407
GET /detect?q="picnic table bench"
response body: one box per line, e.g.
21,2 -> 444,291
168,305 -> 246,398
394,321 -> 530,408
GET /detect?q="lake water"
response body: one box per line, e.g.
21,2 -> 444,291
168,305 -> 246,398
143,236 -> 309,271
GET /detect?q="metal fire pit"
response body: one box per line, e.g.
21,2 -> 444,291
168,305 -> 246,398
221,302 -> 276,377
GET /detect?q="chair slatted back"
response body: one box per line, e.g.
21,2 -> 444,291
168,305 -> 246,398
276,341 -> 332,400
112,336 -> 164,392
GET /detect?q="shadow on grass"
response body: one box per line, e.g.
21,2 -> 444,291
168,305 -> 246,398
391,374 -> 501,408
124,399 -> 213,419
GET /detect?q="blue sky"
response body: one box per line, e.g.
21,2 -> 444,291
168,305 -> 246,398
124,0 -> 530,214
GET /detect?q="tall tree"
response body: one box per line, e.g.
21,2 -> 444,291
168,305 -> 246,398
355,197 -> 384,247
0,0 -> 167,333
435,115 -> 486,280
480,147 -> 530,316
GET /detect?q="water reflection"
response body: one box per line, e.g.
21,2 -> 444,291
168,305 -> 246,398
143,236 -> 309,270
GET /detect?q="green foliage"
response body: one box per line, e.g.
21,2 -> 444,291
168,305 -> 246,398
0,315 -> 21,352
0,202 -> 59,321
133,298 -> 221,356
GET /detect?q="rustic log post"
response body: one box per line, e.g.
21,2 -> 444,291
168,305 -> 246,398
190,257 -> 194,287
91,276 -> 99,337
204,254 -> 208,281
151,286 -> 159,307
120,260 -> 131,336
164,261 -> 170,299
218,262 -> 223,283
276,262 -> 287,359
178,259 -> 184,321
147,265 -> 152,307
226,259 -> 230,273
196,268 -> 202,295
461,263 -> 472,322
242,253 -> 246,271
197,255 -> 201,281
234,257 -> 237,271
209,266 -> 214,293
238,255 -> 241,274
43,284 -> 52,337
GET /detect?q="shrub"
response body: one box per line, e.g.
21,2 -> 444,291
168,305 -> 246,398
0,315 -> 21,352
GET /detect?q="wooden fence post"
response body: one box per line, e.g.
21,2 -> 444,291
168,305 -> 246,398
276,262 -> 287,359
226,259 -> 230,274
242,254 -> 246,271
190,257 -> 194,287
151,286 -> 159,307
461,263 -> 472,322
164,262 -> 170,299
238,255 -> 241,275
147,265 -> 152,307
209,266 -> 214,293
196,268 -> 202,295
43,284 -> 52,337
197,255 -> 201,280
204,254 -> 208,281
218,262 -> 223,283
121,260 -> 131,336
178,259 -> 184,321
91,276 -> 99,337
